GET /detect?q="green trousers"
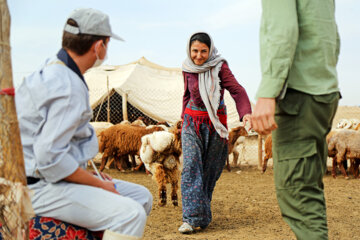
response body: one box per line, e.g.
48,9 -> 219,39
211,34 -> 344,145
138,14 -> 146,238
272,89 -> 339,240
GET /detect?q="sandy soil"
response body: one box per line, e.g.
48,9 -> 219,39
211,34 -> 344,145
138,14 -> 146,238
103,166 -> 360,240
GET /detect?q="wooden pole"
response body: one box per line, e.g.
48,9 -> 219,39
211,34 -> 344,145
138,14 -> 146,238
106,76 -> 110,122
122,92 -> 128,121
0,0 -> 32,238
258,134 -> 263,170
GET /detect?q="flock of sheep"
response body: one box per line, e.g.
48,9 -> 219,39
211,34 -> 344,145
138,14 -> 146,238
88,116 -> 359,209
262,118 -> 360,179
89,118 -> 249,206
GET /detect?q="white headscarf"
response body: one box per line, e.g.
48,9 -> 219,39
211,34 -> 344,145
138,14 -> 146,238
182,32 -> 228,139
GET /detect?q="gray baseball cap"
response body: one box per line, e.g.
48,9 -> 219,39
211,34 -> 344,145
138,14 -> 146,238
64,8 -> 124,41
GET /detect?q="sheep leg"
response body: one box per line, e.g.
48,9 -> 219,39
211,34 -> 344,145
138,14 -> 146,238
134,159 -> 151,175
332,157 -> 337,179
125,156 -> 132,169
349,159 -> 355,177
105,158 -> 114,169
233,150 -> 239,167
99,153 -> 109,171
154,165 -> 167,206
115,156 -> 127,172
353,159 -> 360,179
225,157 -> 231,172
336,151 -> 349,180
262,156 -> 269,173
129,155 -> 137,170
170,169 -> 179,207
134,161 -> 143,171
339,161 -> 349,180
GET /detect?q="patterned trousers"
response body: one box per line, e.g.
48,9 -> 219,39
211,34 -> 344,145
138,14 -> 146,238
181,114 -> 228,228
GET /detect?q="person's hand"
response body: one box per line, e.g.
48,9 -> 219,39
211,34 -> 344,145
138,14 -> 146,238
93,171 -> 112,181
242,114 -> 252,130
251,98 -> 278,135
100,180 -> 119,195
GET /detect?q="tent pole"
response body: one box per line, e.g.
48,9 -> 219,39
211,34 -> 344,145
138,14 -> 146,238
122,92 -> 128,121
106,76 -> 110,122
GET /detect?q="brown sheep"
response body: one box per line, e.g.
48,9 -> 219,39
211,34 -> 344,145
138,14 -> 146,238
226,126 -> 249,171
98,124 -> 164,172
262,134 -> 272,173
327,129 -> 360,179
140,122 -> 182,206
88,122 -> 114,167
104,119 -> 149,171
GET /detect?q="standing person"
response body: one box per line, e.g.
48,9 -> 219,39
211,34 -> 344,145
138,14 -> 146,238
16,8 -> 152,240
178,32 -> 252,233
252,1 -> 340,239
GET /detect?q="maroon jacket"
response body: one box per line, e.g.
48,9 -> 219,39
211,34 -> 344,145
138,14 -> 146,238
181,62 -> 252,120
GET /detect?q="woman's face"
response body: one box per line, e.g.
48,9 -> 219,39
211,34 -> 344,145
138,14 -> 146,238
190,40 -> 210,66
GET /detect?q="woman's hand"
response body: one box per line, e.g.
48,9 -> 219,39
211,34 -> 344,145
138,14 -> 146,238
242,114 -> 252,129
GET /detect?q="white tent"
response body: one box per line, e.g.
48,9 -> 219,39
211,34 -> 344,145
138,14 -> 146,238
84,57 -> 246,128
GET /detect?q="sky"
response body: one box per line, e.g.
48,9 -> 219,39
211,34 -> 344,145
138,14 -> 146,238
7,0 -> 360,106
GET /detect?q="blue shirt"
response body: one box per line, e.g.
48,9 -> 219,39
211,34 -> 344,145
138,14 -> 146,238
16,49 -> 98,183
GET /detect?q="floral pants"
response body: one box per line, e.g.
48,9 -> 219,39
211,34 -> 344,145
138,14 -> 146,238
181,114 -> 228,228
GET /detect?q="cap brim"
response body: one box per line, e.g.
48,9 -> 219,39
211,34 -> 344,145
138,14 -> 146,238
111,33 -> 125,41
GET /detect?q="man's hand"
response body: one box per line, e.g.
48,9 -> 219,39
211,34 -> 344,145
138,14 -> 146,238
93,171 -> 112,181
65,167 -> 119,195
251,98 -> 278,135
101,180 -> 119,195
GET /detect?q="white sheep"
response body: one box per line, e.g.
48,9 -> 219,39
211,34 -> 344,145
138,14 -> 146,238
139,123 -> 182,206
327,129 -> 360,179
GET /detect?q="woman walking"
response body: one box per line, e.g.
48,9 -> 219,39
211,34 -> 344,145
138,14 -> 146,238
179,32 -> 252,233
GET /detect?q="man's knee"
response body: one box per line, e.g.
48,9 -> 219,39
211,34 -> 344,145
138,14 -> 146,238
137,186 -> 153,215
111,202 -> 147,237
144,188 -> 153,215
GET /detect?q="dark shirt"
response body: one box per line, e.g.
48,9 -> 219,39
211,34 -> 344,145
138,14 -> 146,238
181,62 -> 252,120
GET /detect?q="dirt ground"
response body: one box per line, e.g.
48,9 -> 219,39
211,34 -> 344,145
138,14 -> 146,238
103,166 -> 360,240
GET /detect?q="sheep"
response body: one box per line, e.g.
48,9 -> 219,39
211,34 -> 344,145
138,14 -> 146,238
262,134 -> 272,173
140,121 -> 182,207
329,118 -> 360,177
336,118 -> 360,130
98,124 -> 164,172
326,130 -> 350,179
226,126 -> 249,171
104,119 -> 148,170
336,119 -> 352,129
88,122 -> 114,166
327,129 -> 360,179
350,118 -> 360,130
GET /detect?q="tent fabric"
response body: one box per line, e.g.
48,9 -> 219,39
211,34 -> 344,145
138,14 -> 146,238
84,57 -> 248,129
